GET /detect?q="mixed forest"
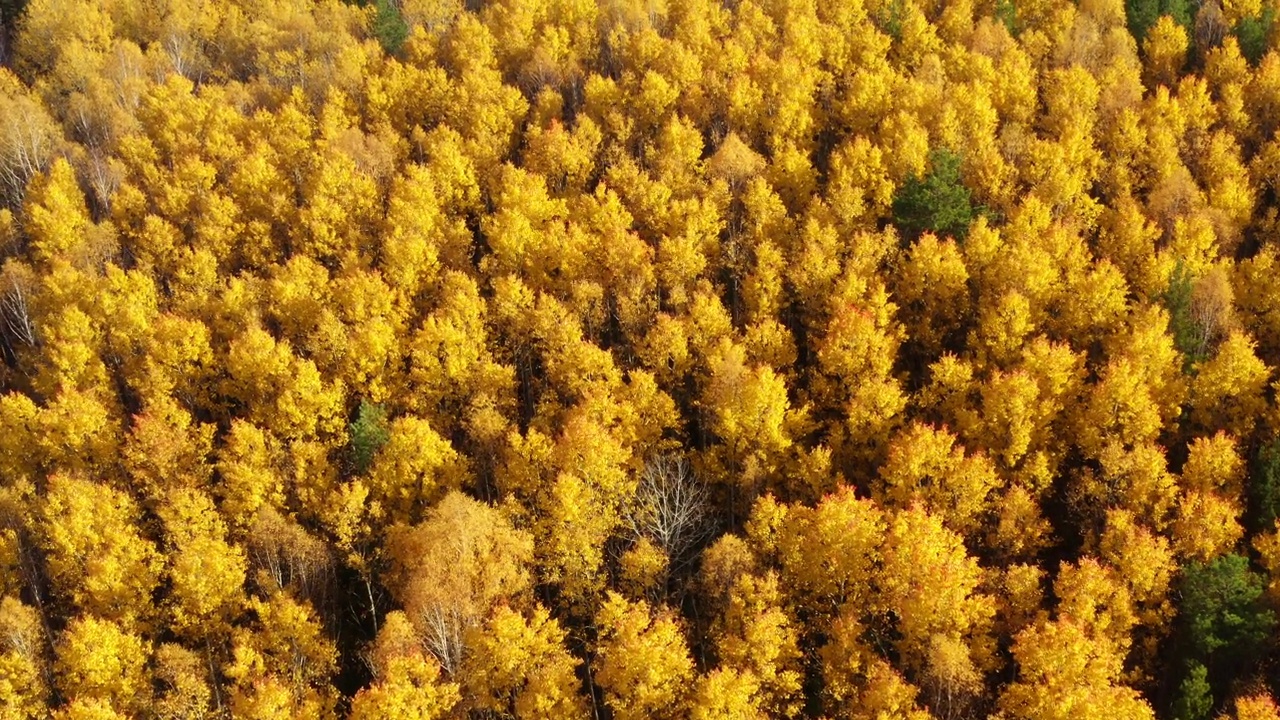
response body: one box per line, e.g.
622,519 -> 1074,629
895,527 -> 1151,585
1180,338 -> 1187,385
9,0 -> 1280,717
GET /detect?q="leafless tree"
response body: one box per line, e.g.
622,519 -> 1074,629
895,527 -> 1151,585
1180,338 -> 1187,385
0,262 -> 37,351
920,634 -> 983,720
0,14 -> 8,69
1195,1 -> 1228,52
417,604 -> 466,676
0,92 -> 58,207
623,455 -> 714,569
248,508 -> 335,609
517,49 -> 564,97
1188,268 -> 1233,360
81,150 -> 121,218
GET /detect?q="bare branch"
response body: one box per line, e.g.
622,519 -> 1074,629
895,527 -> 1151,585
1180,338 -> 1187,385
0,92 -> 58,207
418,604 -> 465,677
623,455 -> 714,568
0,262 -> 37,349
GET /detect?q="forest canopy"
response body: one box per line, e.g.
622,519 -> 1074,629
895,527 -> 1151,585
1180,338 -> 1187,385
3,0 -> 1280,718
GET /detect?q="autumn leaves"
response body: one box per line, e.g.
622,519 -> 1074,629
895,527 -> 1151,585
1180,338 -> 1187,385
6,0 -> 1280,717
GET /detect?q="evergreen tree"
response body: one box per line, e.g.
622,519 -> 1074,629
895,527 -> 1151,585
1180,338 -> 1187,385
1177,555 -> 1276,699
1172,662 -> 1213,720
350,400 -> 391,475
891,149 -> 976,242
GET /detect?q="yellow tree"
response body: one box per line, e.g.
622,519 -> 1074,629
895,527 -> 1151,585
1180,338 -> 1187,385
774,487 -> 886,624
438,14 -> 530,172
294,104 -> 382,268
54,616 -> 150,716
0,597 -> 49,719
225,592 -> 338,718
121,395 -> 215,504
824,136 -> 895,231
1188,330 -> 1270,438
700,338 -> 795,496
385,491 -> 533,676
350,612 -> 460,720
38,474 -> 160,629
479,164 -> 583,295
810,271 -> 907,477
576,185 -> 659,345
1235,248 -> 1280,361
876,423 -> 998,536
0,69 -> 61,206
50,699 -> 127,720
153,643 -> 215,720
1097,509 -> 1176,678
708,570 -> 803,717
404,271 -> 516,435
26,301 -> 112,412
247,509 -> 333,607
529,469 -> 620,610
999,616 -> 1156,720
527,394 -> 658,608
823,644 -> 934,720
1142,16 -> 1187,89
222,323 -> 346,443
1171,489 -> 1244,561
1075,355 -> 1167,461
990,484 -> 1055,562
324,270 -> 406,405
973,338 -> 1084,494
688,667 -> 763,720
1053,558 -> 1137,648
379,146 -> 477,298
216,420 -> 286,532
595,592 -> 694,720
365,415 -> 470,526
1182,432 -> 1246,498
878,505 -> 995,673
892,233 -> 971,358
33,387 -> 120,480
1098,510 -> 1174,625
461,604 -> 586,718
158,488 -> 248,641
1073,442 -> 1179,530
22,159 -> 113,272
135,313 -> 217,409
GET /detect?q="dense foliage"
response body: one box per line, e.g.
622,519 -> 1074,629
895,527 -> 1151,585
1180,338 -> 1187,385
4,0 -> 1280,718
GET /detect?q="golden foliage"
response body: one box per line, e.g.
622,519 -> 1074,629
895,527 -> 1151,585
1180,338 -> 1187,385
3,0 -> 1280,715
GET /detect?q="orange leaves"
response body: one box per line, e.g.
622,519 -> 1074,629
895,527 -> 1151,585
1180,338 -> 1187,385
1234,694 -> 1280,720
387,492 -> 533,673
